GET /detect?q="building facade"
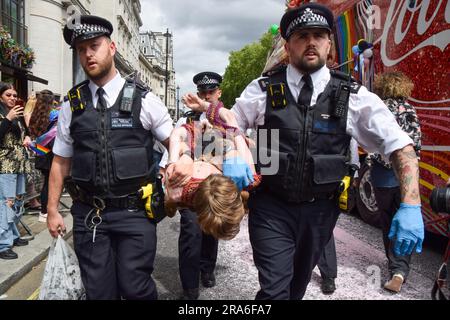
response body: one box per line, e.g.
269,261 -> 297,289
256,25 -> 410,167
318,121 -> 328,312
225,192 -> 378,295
21,0 -> 144,99
1,0 -> 176,114
91,0 -> 142,76
139,30 -> 176,118
0,0 -> 48,99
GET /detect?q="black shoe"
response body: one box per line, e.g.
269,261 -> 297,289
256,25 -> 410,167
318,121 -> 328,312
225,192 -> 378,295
201,272 -> 216,288
13,238 -> 29,247
0,249 -> 18,260
321,278 -> 336,294
180,288 -> 199,300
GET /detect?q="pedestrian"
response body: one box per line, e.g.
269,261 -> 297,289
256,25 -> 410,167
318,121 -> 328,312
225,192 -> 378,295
0,83 -> 32,259
26,89 -> 58,223
369,71 -> 422,293
46,15 -> 173,300
186,3 -> 424,299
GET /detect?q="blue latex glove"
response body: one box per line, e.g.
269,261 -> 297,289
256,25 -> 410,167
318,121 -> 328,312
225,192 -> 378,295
388,203 -> 424,256
222,156 -> 254,191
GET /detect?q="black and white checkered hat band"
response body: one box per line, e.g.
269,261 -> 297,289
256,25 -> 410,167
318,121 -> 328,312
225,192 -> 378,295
71,24 -> 110,44
286,8 -> 329,36
197,77 -> 219,86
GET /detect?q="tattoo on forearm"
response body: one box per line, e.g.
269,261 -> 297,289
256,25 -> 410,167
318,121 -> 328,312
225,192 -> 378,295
392,148 -> 420,204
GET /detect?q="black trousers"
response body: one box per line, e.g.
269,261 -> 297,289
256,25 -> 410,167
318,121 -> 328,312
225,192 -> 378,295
71,201 -> 158,300
248,191 -> 339,300
178,208 -> 218,290
317,234 -> 337,279
374,186 -> 411,278
39,169 -> 50,214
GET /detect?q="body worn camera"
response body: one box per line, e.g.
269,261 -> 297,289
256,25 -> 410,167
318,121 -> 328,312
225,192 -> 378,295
268,83 -> 287,109
68,87 -> 86,112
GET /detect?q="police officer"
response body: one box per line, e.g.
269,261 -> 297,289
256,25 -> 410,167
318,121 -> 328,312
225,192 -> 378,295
188,3 -> 424,300
161,71 -> 222,300
46,15 -> 173,300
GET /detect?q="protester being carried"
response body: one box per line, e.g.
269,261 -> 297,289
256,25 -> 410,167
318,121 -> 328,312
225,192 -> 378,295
164,94 -> 260,240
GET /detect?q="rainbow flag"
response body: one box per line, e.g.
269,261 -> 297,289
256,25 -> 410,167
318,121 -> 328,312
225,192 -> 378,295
335,7 -> 359,74
30,143 -> 50,156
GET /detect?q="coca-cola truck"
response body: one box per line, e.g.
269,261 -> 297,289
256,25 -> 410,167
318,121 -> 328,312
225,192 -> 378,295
314,0 -> 449,238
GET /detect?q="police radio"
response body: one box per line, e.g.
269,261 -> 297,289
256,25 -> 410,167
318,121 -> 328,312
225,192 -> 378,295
120,83 -> 135,113
333,82 -> 351,118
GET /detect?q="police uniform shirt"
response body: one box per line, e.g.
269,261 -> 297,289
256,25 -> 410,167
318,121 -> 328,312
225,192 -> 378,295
53,72 -> 173,158
231,64 -> 414,161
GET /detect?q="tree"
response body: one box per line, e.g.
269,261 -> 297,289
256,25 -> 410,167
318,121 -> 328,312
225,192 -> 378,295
221,32 -> 273,108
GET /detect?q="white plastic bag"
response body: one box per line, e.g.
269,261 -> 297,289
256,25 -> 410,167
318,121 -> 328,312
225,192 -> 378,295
39,236 -> 85,300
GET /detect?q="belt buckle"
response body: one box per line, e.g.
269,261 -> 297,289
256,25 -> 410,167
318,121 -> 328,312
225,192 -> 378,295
127,194 -> 140,212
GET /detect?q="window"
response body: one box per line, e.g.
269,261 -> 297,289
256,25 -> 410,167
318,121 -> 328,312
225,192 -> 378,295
0,0 -> 26,46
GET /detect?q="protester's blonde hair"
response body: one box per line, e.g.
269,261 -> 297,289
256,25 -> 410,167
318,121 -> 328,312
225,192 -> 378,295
194,174 -> 245,240
374,71 -> 414,100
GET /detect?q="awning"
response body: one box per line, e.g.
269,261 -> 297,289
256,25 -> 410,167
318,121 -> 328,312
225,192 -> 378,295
24,73 -> 48,84
0,61 -> 48,85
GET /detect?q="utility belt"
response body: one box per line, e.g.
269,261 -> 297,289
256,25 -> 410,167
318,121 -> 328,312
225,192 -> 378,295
64,176 -> 166,223
258,185 -> 335,203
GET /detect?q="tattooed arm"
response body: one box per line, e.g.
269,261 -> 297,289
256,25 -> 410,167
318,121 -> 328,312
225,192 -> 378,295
390,144 -> 421,205
388,144 -> 424,256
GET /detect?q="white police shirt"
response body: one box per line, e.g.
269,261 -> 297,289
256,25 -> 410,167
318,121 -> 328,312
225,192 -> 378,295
53,71 -> 173,158
231,64 -> 413,161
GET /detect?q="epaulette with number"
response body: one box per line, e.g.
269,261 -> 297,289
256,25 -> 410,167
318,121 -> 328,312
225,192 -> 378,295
133,79 -> 151,98
330,70 -> 360,93
67,80 -> 89,112
262,64 -> 287,77
258,78 -> 270,92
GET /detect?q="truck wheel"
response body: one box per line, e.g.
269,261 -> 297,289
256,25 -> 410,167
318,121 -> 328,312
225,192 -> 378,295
356,163 -> 381,227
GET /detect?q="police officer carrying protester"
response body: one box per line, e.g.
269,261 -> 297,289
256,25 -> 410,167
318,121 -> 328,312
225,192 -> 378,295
46,15 -> 173,300
162,72 -> 223,300
187,3 -> 424,300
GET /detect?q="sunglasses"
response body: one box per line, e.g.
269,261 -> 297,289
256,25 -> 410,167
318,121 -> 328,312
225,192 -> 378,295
4,93 -> 18,98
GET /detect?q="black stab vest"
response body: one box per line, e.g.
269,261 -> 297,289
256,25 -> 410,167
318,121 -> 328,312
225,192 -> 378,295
69,80 -> 154,198
256,67 -> 360,203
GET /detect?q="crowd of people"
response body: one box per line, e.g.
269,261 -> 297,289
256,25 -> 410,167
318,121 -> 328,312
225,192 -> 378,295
0,3 -> 428,300
0,84 -> 59,259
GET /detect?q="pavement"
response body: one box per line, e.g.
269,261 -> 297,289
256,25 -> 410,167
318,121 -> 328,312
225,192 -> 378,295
0,194 -> 73,296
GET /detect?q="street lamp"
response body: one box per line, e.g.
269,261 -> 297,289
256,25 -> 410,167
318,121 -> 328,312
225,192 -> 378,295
163,28 -> 171,108
176,85 -> 180,121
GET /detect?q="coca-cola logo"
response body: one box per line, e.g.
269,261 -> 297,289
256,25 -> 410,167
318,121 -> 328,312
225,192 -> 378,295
380,0 -> 449,67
